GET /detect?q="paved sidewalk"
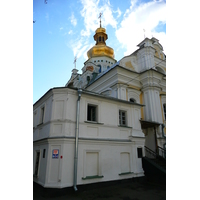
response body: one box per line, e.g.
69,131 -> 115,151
33,178 -> 166,200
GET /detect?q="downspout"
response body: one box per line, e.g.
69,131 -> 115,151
161,124 -> 166,158
154,127 -> 158,153
73,88 -> 82,191
161,124 -> 166,138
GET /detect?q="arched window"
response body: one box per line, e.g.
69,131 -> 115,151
107,66 -> 110,69
99,36 -> 101,42
129,98 -> 136,103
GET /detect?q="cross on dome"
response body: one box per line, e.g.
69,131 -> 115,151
98,12 -> 103,27
74,56 -> 77,69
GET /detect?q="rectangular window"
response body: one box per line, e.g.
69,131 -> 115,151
87,104 -> 97,122
33,111 -> 37,127
86,152 -> 99,176
163,104 -> 166,120
120,152 -> 130,173
43,149 -> 46,158
82,151 -> 103,180
34,151 -> 40,176
39,106 -> 45,124
137,148 -> 143,158
119,110 -> 127,126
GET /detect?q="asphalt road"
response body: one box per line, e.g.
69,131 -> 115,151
33,178 -> 166,200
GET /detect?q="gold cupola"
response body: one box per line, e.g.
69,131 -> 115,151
87,24 -> 115,59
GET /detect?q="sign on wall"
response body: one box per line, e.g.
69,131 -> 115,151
52,149 -> 59,159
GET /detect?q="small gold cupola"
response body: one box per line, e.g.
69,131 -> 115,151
87,14 -> 115,59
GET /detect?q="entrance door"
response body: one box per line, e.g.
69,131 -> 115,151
34,151 -> 40,176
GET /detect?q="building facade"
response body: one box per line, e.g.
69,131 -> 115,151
67,25 -> 166,153
33,87 -> 145,188
33,24 -> 166,189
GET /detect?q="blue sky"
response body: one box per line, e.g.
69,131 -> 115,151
33,0 -> 166,103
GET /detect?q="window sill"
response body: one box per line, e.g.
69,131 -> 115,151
84,121 -> 104,125
82,175 -> 104,180
118,125 -> 132,128
118,172 -> 134,176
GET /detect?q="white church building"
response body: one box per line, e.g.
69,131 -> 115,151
33,23 -> 166,189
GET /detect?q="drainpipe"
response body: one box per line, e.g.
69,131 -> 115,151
73,88 -> 82,191
154,127 -> 158,153
161,124 -> 166,138
161,124 -> 166,158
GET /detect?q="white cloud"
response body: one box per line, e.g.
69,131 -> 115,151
116,0 -> 166,55
68,0 -> 120,65
80,0 -> 100,37
123,0 -> 137,17
80,0 -> 118,37
68,30 -> 73,35
101,3 -> 117,28
70,12 -> 77,26
69,0 -> 166,66
113,8 -> 122,18
70,38 -> 89,59
71,0 -> 119,62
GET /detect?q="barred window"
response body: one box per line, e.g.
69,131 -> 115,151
119,110 -> 127,126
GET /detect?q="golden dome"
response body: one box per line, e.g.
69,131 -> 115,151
95,27 -> 106,34
87,26 -> 114,59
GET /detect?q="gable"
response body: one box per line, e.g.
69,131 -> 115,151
119,56 -> 137,72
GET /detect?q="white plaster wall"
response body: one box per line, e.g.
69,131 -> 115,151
33,144 -> 49,187
89,56 -> 116,72
76,140 -> 144,186
33,96 -> 53,141
34,89 -> 144,141
145,128 -> 156,152
127,89 -> 141,103
33,88 -> 145,188
143,88 -> 163,123
34,138 -> 144,188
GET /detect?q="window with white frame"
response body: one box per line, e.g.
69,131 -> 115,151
39,106 -> 45,124
87,104 -> 98,122
119,110 -> 127,126
120,152 -> 130,173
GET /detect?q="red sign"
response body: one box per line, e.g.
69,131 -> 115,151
52,149 -> 59,158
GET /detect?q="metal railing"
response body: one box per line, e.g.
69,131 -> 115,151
157,146 -> 166,159
144,146 -> 166,160
144,146 -> 157,159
